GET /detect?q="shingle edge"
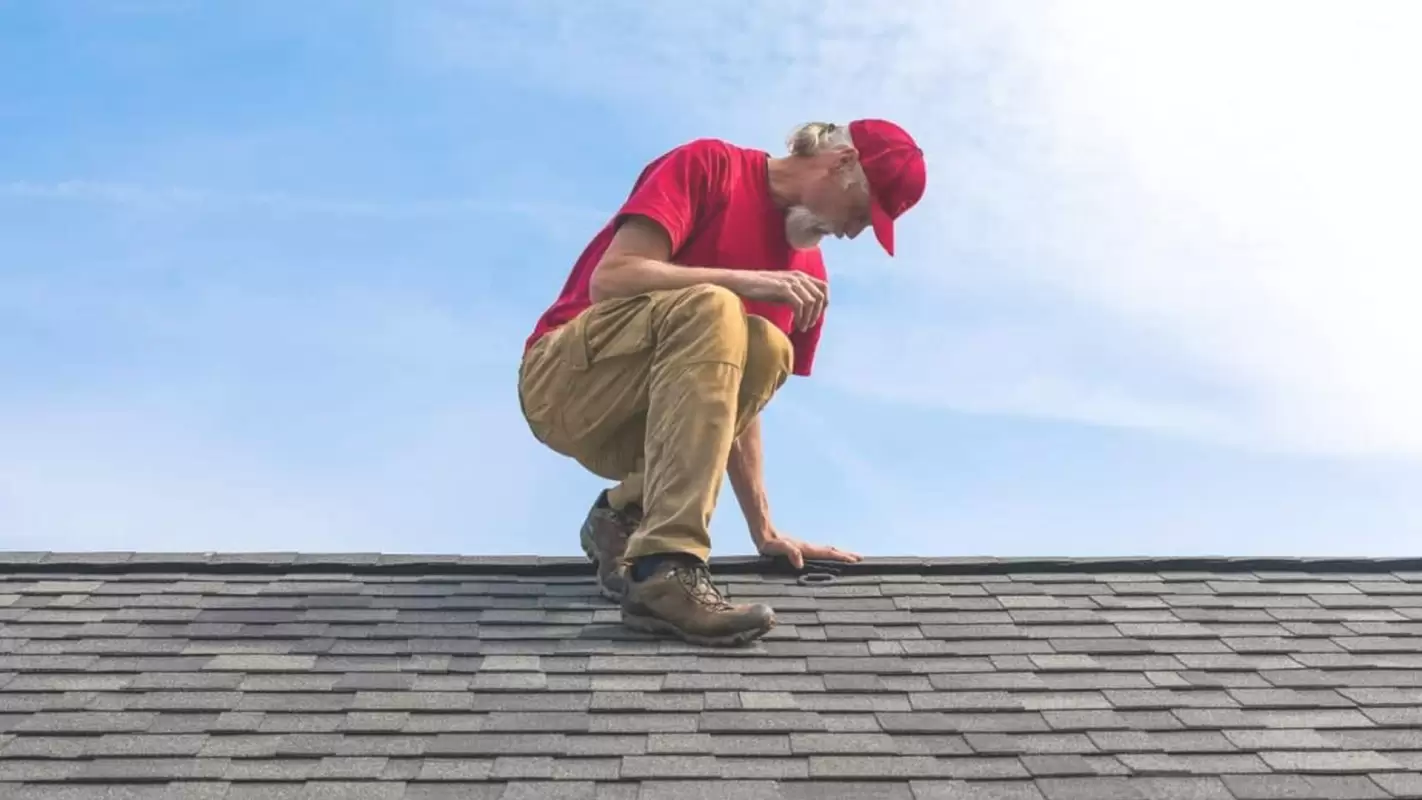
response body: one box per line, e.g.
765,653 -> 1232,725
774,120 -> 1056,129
0,551 -> 1418,577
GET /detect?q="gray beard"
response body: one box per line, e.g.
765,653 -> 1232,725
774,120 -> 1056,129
785,205 -> 829,250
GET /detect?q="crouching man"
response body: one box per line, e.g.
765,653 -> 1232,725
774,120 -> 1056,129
517,119 -> 926,646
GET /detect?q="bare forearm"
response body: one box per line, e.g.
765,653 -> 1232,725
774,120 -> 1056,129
590,257 -> 744,303
727,416 -> 772,542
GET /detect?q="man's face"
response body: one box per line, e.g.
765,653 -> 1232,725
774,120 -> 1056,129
784,147 -> 874,250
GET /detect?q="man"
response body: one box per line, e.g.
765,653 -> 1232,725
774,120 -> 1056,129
517,119 -> 926,646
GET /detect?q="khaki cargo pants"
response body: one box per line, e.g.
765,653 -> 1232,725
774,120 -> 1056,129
517,284 -> 793,564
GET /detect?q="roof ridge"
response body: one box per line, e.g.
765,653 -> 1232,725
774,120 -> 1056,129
1,551 -> 1419,576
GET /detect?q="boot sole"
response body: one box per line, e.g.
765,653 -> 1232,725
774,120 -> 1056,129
580,534 -> 626,603
594,578 -> 624,603
621,611 -> 775,647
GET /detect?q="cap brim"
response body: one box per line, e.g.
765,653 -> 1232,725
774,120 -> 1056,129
869,199 -> 895,256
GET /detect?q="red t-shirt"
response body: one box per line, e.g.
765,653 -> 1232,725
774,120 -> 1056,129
524,138 -> 828,377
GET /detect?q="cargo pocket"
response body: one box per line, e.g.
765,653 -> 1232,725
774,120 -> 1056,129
555,295 -> 656,449
568,294 -> 655,369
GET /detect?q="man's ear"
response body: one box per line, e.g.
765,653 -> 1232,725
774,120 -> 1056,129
833,146 -> 859,169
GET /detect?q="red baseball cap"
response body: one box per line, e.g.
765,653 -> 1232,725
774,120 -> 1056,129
849,118 -> 926,256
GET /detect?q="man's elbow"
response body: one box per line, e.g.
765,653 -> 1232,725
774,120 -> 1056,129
591,215 -> 673,302
588,257 -> 627,303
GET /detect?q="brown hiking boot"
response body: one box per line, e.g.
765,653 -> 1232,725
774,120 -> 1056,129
580,490 -> 640,601
621,557 -> 776,646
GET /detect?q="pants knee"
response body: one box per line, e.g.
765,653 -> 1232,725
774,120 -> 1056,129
743,315 -> 793,398
660,284 -> 749,361
675,284 -> 743,326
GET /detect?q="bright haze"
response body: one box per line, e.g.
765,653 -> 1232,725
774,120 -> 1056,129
2,1 -> 1418,557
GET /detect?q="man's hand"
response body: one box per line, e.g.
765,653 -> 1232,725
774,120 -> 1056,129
754,528 -> 862,570
727,271 -> 828,331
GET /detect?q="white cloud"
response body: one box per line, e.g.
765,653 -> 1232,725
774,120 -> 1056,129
988,2 -> 1422,458
412,0 -> 1422,458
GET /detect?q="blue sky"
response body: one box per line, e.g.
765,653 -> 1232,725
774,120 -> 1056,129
3,1 -> 1420,558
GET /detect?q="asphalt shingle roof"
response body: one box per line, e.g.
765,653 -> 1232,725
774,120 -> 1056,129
3,552 -> 1422,799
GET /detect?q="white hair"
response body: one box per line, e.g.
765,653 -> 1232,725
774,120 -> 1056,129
785,121 -> 855,157
785,120 -> 870,195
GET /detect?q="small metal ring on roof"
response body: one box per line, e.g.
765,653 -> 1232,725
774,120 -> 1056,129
798,571 -> 838,585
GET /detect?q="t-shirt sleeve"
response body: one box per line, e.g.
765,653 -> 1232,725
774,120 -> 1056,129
615,139 -> 731,256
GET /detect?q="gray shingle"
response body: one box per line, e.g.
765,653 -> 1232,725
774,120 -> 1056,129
1020,754 -> 1125,777
489,755 -> 555,779
84,733 -> 209,756
698,711 -> 827,732
1320,727 -> 1422,749
259,715 -> 343,734
73,756 -> 231,781
1227,688 -> 1353,707
1088,730 -> 1233,753
878,712 -> 1048,734
0,759 -> 86,781
910,781 -> 1048,799
552,757 -> 621,780
790,732 -> 897,753
1370,772 -> 1422,797
426,733 -> 566,755
1175,707 -> 1375,728
640,780 -> 790,799
1258,749 -> 1401,772
562,734 -> 647,756
501,783 -> 599,800
592,691 -> 701,712
964,732 -> 1094,755
588,714 -> 698,734
1038,673 -> 1151,691
804,755 -> 934,779
1221,774 -> 1325,799
336,734 -> 431,757
1035,777 -> 1145,800
1119,778 -> 1235,799
3,673 -> 132,691
15,711 -> 156,733
1222,728 -> 1333,750
4,556 -> 1422,798
621,754 -> 720,778
1116,752 -> 1272,774
203,654 -> 316,671
403,785 -> 507,800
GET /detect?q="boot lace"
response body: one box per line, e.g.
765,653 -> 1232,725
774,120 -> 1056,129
675,562 -> 732,611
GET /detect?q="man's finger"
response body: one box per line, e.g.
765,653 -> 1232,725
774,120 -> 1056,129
807,543 -> 860,563
788,286 -> 814,331
771,539 -> 805,570
788,545 -> 804,569
794,278 -> 820,307
790,299 -> 808,332
802,291 -> 824,328
803,280 -> 828,327
808,278 -> 828,305
804,287 -> 824,327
